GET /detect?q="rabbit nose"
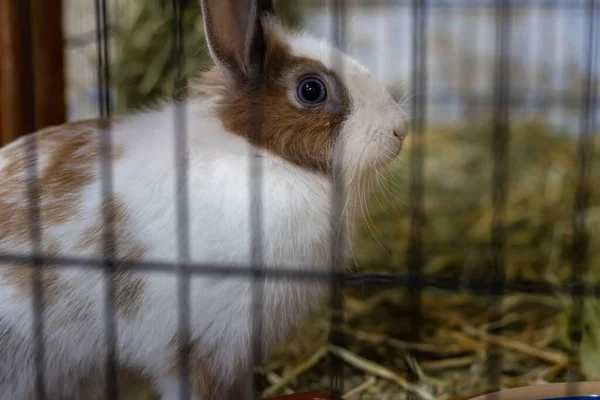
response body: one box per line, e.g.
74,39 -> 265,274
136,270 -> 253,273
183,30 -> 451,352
393,120 -> 409,140
393,128 -> 406,140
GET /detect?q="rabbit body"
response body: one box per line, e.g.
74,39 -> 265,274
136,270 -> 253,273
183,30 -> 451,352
0,1 -> 407,399
0,100 -> 335,400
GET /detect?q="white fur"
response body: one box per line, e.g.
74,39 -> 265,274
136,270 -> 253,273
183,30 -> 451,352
0,18 -> 407,400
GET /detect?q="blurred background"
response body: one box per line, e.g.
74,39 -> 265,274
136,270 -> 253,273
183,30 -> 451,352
1,0 -> 599,399
61,0 -> 598,131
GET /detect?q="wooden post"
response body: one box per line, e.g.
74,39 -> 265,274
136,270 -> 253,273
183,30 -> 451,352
0,0 -> 66,147
31,0 -> 67,132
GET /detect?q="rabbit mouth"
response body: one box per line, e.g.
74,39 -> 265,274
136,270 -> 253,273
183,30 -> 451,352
377,137 -> 404,167
394,139 -> 404,156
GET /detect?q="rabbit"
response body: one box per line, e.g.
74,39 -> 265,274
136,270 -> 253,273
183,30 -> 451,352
0,0 -> 408,399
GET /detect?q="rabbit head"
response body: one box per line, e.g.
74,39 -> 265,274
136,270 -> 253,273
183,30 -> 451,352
196,0 -> 408,183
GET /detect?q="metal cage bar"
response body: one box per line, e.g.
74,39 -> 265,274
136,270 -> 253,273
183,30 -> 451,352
407,0 -> 427,396
93,0 -> 119,398
486,0 -> 512,394
17,1 -> 47,398
328,0 -> 349,397
171,1 -> 193,399
3,0 -> 600,399
567,0 -> 598,395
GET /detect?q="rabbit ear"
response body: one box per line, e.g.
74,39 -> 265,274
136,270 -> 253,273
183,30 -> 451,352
201,0 -> 274,85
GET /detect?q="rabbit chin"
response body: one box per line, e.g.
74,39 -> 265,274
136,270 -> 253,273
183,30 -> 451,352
332,112 -> 407,180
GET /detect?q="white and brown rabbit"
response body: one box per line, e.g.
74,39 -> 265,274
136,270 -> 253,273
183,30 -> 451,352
0,0 -> 407,399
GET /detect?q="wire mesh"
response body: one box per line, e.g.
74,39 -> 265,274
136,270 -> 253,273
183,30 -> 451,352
3,0 -> 600,399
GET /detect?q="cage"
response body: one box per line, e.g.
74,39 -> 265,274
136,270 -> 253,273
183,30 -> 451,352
0,0 -> 599,399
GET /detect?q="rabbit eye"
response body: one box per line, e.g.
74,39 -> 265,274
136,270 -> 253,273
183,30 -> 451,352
297,78 -> 327,105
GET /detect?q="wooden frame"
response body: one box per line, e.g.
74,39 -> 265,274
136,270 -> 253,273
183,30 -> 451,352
0,0 -> 66,147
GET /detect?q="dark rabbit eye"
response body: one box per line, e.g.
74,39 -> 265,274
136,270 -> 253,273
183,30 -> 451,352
297,78 -> 327,105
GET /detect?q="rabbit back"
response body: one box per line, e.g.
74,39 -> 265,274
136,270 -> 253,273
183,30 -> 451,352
0,100 -> 335,399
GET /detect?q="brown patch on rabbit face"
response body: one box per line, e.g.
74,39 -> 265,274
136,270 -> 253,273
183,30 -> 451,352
167,335 -> 224,400
200,30 -> 352,174
0,118 -> 126,244
77,197 -> 147,319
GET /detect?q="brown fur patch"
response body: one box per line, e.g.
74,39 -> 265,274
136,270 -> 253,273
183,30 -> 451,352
0,118 -> 126,244
168,334 -> 225,400
194,25 -> 352,174
0,118 -> 143,315
0,314 -> 155,399
77,196 -> 147,319
0,118 -> 125,308
67,367 -> 157,400
1,241 -> 67,308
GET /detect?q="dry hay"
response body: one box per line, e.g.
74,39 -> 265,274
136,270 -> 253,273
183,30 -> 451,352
262,118 -> 600,399
89,119 -> 598,399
